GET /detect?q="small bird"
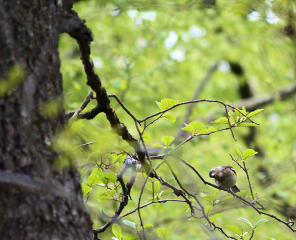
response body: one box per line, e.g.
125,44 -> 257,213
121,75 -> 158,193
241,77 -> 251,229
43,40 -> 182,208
209,165 -> 240,193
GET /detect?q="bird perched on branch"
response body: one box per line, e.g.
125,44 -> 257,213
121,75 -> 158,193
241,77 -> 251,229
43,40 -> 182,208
209,165 -> 240,193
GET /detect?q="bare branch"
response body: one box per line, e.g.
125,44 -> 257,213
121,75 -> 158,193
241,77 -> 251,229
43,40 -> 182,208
68,91 -> 94,121
233,81 -> 296,111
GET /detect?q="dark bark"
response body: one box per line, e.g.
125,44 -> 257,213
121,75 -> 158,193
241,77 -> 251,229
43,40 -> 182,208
0,1 -> 92,239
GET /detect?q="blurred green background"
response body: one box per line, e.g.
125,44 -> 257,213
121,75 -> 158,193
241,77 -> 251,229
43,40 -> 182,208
59,0 -> 296,239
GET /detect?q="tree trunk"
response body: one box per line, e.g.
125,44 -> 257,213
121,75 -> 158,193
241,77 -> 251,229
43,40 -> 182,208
0,1 -> 92,239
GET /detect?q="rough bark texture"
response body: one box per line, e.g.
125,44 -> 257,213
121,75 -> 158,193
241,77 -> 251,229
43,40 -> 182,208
0,1 -> 92,239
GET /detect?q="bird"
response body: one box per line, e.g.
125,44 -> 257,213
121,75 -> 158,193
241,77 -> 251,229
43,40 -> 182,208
209,165 -> 240,193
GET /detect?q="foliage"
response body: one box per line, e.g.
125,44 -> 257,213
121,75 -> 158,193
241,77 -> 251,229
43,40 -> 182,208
58,0 -> 296,239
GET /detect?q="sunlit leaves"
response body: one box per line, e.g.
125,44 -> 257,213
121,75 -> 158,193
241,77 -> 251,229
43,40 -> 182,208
159,189 -> 174,197
97,191 -> 114,202
182,121 -> 206,135
257,198 -> 267,203
218,195 -> 233,203
123,220 -> 136,229
199,190 -> 220,205
88,174 -> 99,186
123,234 -> 139,240
237,190 -> 250,198
161,136 -> 174,146
213,117 -> 229,124
145,180 -> 161,194
204,205 -> 213,216
213,107 -> 263,128
81,183 -> 92,195
247,109 -> 264,118
234,148 -> 258,160
157,228 -> 171,240
238,217 -> 253,229
243,149 -> 258,159
152,143 -> 164,148
234,147 -> 242,158
112,221 -> 140,240
254,219 -> 268,228
152,136 -> 174,149
112,224 -> 122,239
210,214 -> 222,221
226,225 -> 241,235
156,98 -> 179,110
163,114 -> 176,123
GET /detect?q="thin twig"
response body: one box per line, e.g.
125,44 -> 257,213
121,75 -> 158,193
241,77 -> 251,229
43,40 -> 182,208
70,91 -> 94,121
118,199 -> 187,220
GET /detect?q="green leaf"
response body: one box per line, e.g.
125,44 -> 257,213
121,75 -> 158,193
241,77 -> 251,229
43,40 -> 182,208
204,205 -> 213,215
248,191 -> 256,200
254,219 -> 268,228
210,213 -> 222,221
157,98 -> 179,110
81,183 -> 92,194
145,182 -> 153,192
103,172 -> 117,183
212,190 -> 220,202
247,109 -> 264,118
197,127 -> 217,135
182,121 -> 207,135
160,189 -> 174,197
200,194 -> 213,202
228,111 -> 236,123
266,237 -> 275,240
97,193 -> 112,202
213,117 -> 229,124
238,217 -> 253,229
234,147 -> 242,159
218,196 -> 233,203
237,190 -> 250,198
144,223 -> 153,228
123,234 -> 139,240
163,114 -> 176,123
237,123 -> 259,127
152,143 -> 164,148
234,108 -> 244,118
157,228 -> 171,240
257,198 -> 267,203
114,155 -> 126,163
153,181 -> 161,193
90,168 -> 100,176
122,220 -> 136,229
190,121 -> 206,130
108,153 -> 119,161
200,190 -> 219,203
143,134 -> 151,140
161,136 -> 174,146
88,174 -> 99,186
243,149 -> 258,159
181,124 -> 195,135
106,190 -> 115,197
226,225 -> 241,235
112,223 -> 122,239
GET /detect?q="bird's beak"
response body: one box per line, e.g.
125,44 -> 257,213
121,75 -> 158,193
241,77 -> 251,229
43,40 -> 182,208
209,170 -> 215,178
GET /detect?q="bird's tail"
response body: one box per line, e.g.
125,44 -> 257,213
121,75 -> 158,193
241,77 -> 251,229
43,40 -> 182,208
231,185 -> 240,193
